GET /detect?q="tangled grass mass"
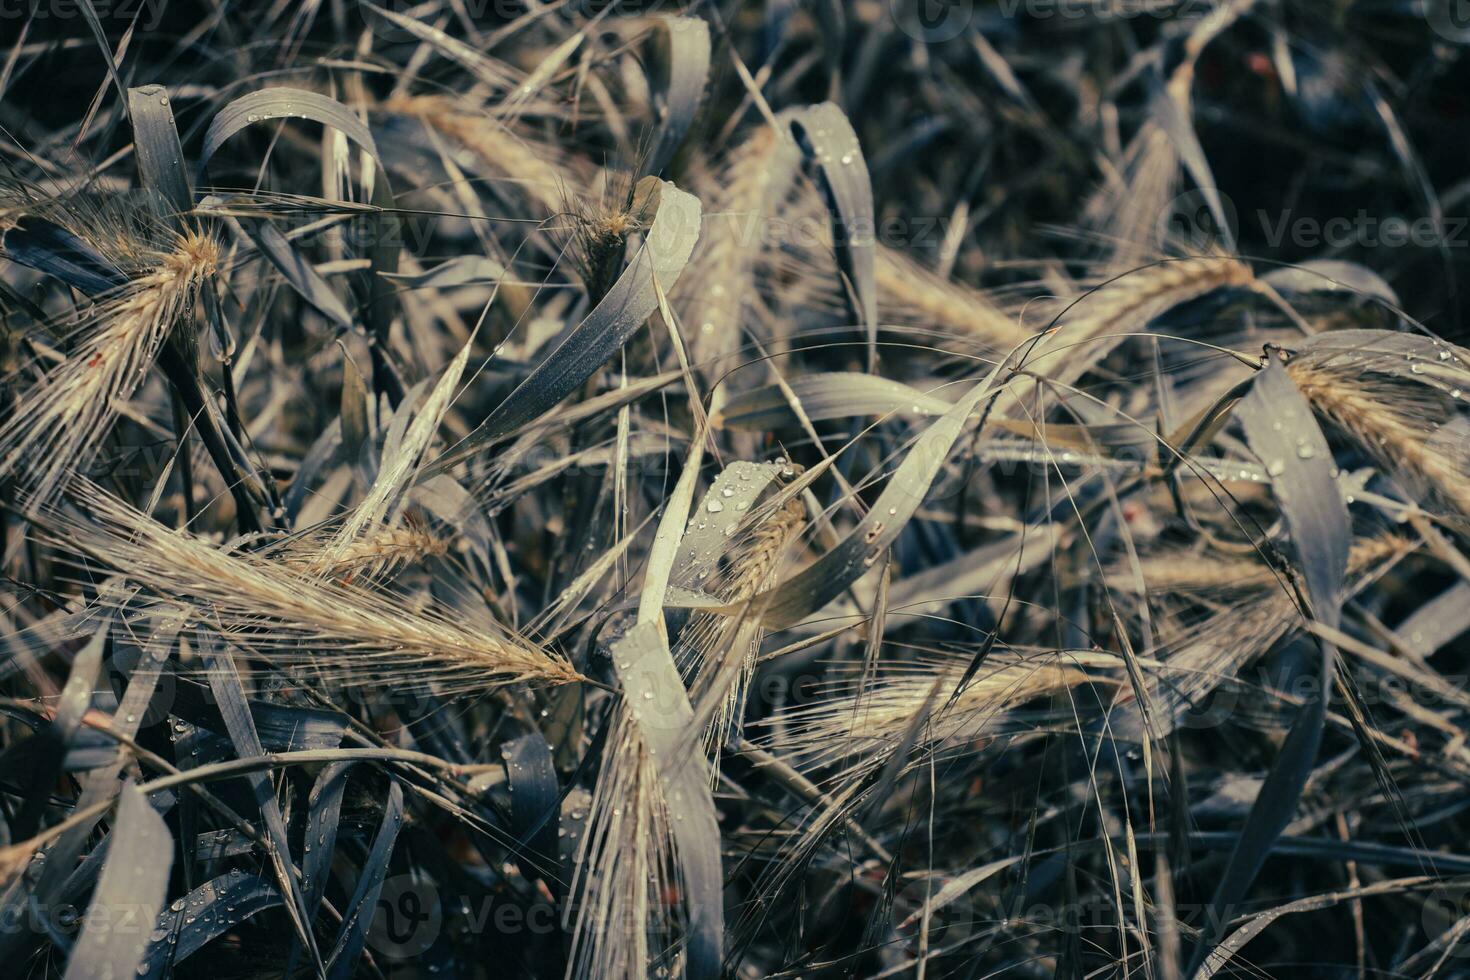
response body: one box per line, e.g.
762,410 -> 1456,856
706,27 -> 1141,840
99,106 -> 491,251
3,1 -> 1470,977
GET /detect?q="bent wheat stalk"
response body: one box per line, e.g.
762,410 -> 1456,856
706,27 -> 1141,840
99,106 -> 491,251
44,483 -> 581,695
683,124 -> 802,365
680,490 -> 808,762
760,655 -> 1089,777
380,94 -> 575,215
565,709 -> 679,980
1286,354 -> 1470,517
275,521 -> 451,582
876,246 -> 1027,350
1002,255 -> 1255,413
0,229 -> 219,505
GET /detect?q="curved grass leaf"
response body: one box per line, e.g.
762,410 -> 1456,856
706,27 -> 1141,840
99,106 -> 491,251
756,362 -> 1007,629
781,103 -> 877,370
502,732 -> 561,885
1395,582 -> 1470,658
63,783 -> 171,980
712,374 -> 952,430
1198,876 -> 1436,978
641,16 -> 711,177
1262,259 -> 1398,304
444,177 -> 701,455
138,872 -> 279,979
199,88 -> 400,345
610,622 -> 723,980
325,781 -> 404,980
1187,356 -> 1349,976
127,85 -> 193,220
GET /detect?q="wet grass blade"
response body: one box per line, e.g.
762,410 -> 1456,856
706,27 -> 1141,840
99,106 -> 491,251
782,103 -> 877,371
642,16 -> 712,177
1187,355 -> 1349,976
140,873 -> 279,979
438,178 -> 701,460
127,85 -> 193,219
325,781 -> 404,980
610,623 -> 724,979
63,784 -> 171,980
198,639 -> 321,968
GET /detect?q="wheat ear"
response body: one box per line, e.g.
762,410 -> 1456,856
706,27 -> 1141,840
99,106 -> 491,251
0,230 -> 219,505
1287,356 -> 1470,516
45,482 -> 581,695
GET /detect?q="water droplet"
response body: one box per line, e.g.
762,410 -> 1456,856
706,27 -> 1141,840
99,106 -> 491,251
707,500 -> 723,513
1296,444 -> 1315,459
1267,459 -> 1286,476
